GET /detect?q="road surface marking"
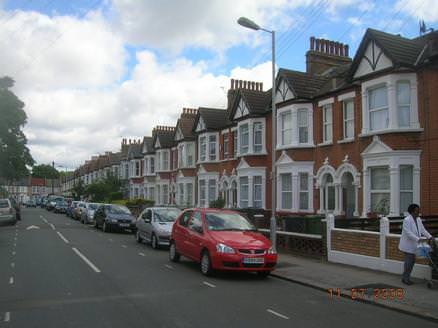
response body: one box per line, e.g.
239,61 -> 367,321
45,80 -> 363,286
56,232 -> 70,244
11,262 -> 15,268
49,223 -> 56,230
26,225 -> 40,230
266,309 -> 290,320
72,248 -> 101,273
14,237 -> 17,241
138,252 -> 146,257
165,264 -> 173,269
108,239 -> 113,242
121,245 -> 127,248
12,251 -> 16,256
203,281 -> 216,288
9,277 -> 14,285
4,312 -> 10,322
41,217 -> 48,223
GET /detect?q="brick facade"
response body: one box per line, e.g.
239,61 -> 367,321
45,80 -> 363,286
331,230 -> 380,257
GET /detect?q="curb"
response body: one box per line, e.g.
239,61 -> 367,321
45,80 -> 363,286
271,272 -> 438,323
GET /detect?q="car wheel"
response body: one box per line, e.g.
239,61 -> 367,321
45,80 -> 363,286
257,271 -> 271,279
200,250 -> 213,276
169,241 -> 180,262
94,220 -> 98,229
103,222 -> 109,233
151,234 -> 159,250
136,231 -> 143,243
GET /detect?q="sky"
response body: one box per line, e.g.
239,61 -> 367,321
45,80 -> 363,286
0,0 -> 437,170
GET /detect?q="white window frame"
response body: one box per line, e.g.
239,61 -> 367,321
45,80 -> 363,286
276,157 -> 314,213
360,73 -> 420,136
237,166 -> 266,209
197,132 -> 219,163
176,177 -> 195,207
342,98 -> 355,141
322,104 -> 333,143
223,133 -> 229,159
197,172 -> 219,208
276,104 -> 314,150
237,118 -> 267,156
155,149 -> 170,172
362,147 -> 420,217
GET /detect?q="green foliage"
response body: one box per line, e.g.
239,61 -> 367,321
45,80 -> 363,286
72,179 -> 85,200
125,198 -> 154,207
84,175 -> 123,202
0,76 -> 34,181
32,164 -> 60,179
209,197 -> 226,209
0,186 -> 9,198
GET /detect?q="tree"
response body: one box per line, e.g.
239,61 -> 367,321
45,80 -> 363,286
84,175 -> 123,202
72,179 -> 85,200
0,76 -> 34,181
32,164 -> 60,179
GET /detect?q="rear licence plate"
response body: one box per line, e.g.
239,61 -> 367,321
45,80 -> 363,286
243,257 -> 265,264
119,223 -> 129,227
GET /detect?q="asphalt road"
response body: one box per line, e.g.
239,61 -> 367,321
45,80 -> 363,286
0,208 -> 436,328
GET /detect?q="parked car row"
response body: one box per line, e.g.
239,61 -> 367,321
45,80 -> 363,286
0,198 -> 21,225
51,203 -> 278,278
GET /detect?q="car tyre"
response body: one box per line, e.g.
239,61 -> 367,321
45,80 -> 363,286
256,271 -> 271,279
200,250 -> 213,276
169,241 -> 180,262
151,233 -> 160,250
94,220 -> 98,229
103,221 -> 110,233
136,231 -> 143,243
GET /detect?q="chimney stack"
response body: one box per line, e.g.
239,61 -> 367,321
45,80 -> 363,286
306,36 -> 352,76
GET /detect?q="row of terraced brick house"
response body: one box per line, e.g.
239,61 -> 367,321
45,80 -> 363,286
64,28 -> 438,218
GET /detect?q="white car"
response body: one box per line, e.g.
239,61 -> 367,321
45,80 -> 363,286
81,203 -> 100,224
135,207 -> 181,249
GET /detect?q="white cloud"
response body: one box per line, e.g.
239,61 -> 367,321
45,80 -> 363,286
0,9 -> 126,92
22,49 -> 271,168
395,0 -> 438,22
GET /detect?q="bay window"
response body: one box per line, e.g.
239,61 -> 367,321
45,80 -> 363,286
208,180 -> 216,205
277,104 -> 313,149
200,136 -> 207,162
253,176 -> 262,208
397,81 -> 410,128
240,124 -> 249,154
233,131 -> 238,157
239,177 -> 249,208
369,85 -> 388,131
280,173 -> 292,210
198,133 -> 218,163
162,184 -> 169,205
253,122 -> 263,153
199,180 -> 206,207
186,143 -> 194,166
400,165 -> 413,215
187,183 -> 193,206
209,135 -> 217,161
299,173 -> 309,210
177,142 -> 195,168
298,109 -> 308,144
370,167 -> 390,214
281,111 -> 293,145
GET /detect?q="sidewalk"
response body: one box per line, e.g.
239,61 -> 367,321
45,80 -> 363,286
272,253 -> 438,321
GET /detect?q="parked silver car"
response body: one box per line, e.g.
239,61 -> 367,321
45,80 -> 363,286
135,207 -> 181,249
81,202 -> 100,224
0,199 -> 17,225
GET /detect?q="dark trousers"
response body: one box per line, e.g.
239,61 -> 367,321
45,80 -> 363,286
402,252 -> 416,281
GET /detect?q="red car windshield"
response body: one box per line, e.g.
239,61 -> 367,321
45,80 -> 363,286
205,212 -> 256,231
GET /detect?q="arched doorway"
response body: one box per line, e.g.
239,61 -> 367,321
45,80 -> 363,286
322,173 -> 335,212
341,172 -> 355,217
231,180 -> 237,208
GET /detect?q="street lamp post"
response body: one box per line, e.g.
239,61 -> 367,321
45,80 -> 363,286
237,17 -> 277,251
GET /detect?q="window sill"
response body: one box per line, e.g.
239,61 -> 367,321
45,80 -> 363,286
337,138 -> 355,144
237,151 -> 268,157
276,144 -> 315,150
317,141 -> 333,147
276,209 -> 314,214
196,160 -> 220,165
359,128 -> 423,137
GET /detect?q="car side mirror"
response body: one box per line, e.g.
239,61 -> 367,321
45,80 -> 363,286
194,226 -> 203,234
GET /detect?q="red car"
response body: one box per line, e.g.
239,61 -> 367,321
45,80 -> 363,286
169,208 -> 277,277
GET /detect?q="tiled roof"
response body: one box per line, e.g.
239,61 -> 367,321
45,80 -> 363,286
127,143 -> 143,159
240,89 -> 271,115
176,113 -> 197,140
197,107 -> 230,131
278,69 -> 329,99
142,137 -> 154,154
154,129 -> 176,149
110,152 -> 122,165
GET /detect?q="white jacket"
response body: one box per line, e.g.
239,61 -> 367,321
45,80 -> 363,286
398,215 -> 432,254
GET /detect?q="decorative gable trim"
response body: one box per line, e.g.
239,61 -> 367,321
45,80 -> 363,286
234,98 -> 249,120
361,136 -> 393,155
236,158 -> 250,171
196,117 -> 206,132
154,138 -> 161,148
275,151 -> 294,166
175,127 -> 184,141
353,40 -> 393,79
275,79 -> 294,103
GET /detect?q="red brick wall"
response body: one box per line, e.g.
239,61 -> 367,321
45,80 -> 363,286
331,230 -> 379,257
386,235 -> 429,265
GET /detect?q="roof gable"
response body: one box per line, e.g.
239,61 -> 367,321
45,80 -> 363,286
175,127 -> 184,141
195,117 -> 206,132
154,138 -> 161,148
353,40 -> 393,79
361,136 -> 393,155
275,78 -> 294,103
233,98 -> 249,120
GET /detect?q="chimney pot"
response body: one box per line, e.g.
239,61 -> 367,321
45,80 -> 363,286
330,41 -> 335,55
251,81 -> 255,90
310,36 -> 315,51
345,44 -> 349,57
238,80 -> 243,88
260,82 -> 263,91
231,79 -> 234,89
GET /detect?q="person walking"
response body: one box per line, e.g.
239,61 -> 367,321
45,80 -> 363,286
399,204 -> 432,285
